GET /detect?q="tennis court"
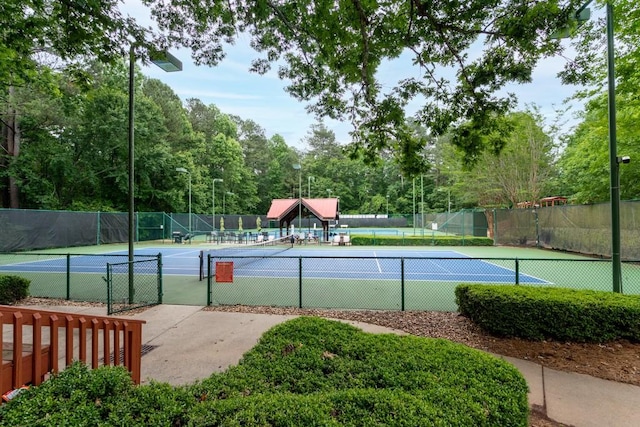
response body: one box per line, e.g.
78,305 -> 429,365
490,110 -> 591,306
206,247 -> 548,284
2,243 -> 638,311
0,248 -> 200,276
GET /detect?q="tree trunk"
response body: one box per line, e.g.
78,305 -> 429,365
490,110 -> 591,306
484,209 -> 495,239
3,85 -> 21,208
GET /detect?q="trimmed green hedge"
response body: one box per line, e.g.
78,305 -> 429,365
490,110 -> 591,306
0,363 -> 193,426
1,317 -> 529,426
0,275 -> 30,304
189,317 -> 528,426
456,284 -> 640,342
351,235 -> 493,246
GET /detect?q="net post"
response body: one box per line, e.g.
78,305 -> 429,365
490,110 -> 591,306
298,257 -> 303,308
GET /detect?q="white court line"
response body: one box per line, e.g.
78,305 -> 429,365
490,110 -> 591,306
372,251 -> 383,273
426,259 -> 453,274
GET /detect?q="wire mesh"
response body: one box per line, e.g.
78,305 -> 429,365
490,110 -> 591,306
107,256 -> 162,314
204,255 -> 639,312
493,201 -> 640,259
201,236 -> 293,280
0,252 -> 160,306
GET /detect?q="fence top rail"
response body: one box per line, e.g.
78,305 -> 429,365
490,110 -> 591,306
0,252 -> 159,258
207,254 -> 617,262
0,305 -> 146,327
108,258 -> 160,267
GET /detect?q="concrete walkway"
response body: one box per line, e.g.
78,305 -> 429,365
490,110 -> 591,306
20,304 -> 640,427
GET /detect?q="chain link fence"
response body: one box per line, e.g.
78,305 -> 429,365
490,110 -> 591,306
106,256 -> 163,314
0,253 -> 161,312
492,201 -> 640,259
205,255 -> 640,311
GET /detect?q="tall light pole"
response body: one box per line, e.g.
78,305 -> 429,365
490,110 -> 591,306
553,1 -> 621,293
308,175 -> 314,198
212,178 -> 223,231
176,167 -> 191,242
605,2 -> 622,293
128,47 -> 181,303
293,164 -> 302,229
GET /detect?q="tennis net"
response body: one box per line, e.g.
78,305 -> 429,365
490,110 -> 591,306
199,235 -> 293,279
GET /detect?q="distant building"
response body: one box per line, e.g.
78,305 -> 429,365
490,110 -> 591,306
516,196 -> 568,209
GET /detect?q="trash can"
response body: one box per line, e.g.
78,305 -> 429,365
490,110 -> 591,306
172,231 -> 183,243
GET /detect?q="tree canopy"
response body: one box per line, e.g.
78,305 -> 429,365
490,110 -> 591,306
3,0 -> 640,215
144,0 -> 581,170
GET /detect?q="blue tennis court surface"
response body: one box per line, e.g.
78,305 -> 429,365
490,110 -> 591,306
0,248 -> 202,276
1,248 -> 548,284
208,248 -> 549,284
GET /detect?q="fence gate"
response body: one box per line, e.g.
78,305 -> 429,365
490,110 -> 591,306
107,254 -> 163,314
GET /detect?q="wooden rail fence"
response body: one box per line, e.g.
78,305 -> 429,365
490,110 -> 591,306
1,306 -> 146,394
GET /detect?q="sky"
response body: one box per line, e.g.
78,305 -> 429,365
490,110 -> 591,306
124,1 -> 585,150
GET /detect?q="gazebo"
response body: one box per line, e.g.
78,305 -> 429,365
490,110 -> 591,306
266,198 -> 339,241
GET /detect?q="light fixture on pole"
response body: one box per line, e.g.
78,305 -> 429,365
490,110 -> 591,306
293,164 -> 302,229
128,46 -> 182,303
552,1 -> 621,292
308,175 -> 314,198
175,167 -> 191,242
327,189 -> 332,198
212,178 -> 223,231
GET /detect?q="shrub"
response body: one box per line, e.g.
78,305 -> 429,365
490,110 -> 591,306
351,235 -> 493,246
0,318 -> 529,426
190,317 -> 529,426
0,363 -> 195,426
0,275 -> 30,304
456,284 -> 640,342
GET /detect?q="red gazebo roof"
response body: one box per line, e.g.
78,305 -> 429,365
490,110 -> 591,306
266,198 -> 339,221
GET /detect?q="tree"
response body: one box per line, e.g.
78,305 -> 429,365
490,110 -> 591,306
454,110 -> 557,208
1,0 -> 164,208
555,0 -> 640,204
558,92 -> 640,204
146,0 -> 578,172
233,118 -> 274,213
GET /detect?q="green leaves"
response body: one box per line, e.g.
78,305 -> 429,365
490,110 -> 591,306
0,319 -> 529,426
145,0 -> 576,170
456,284 -> 640,342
